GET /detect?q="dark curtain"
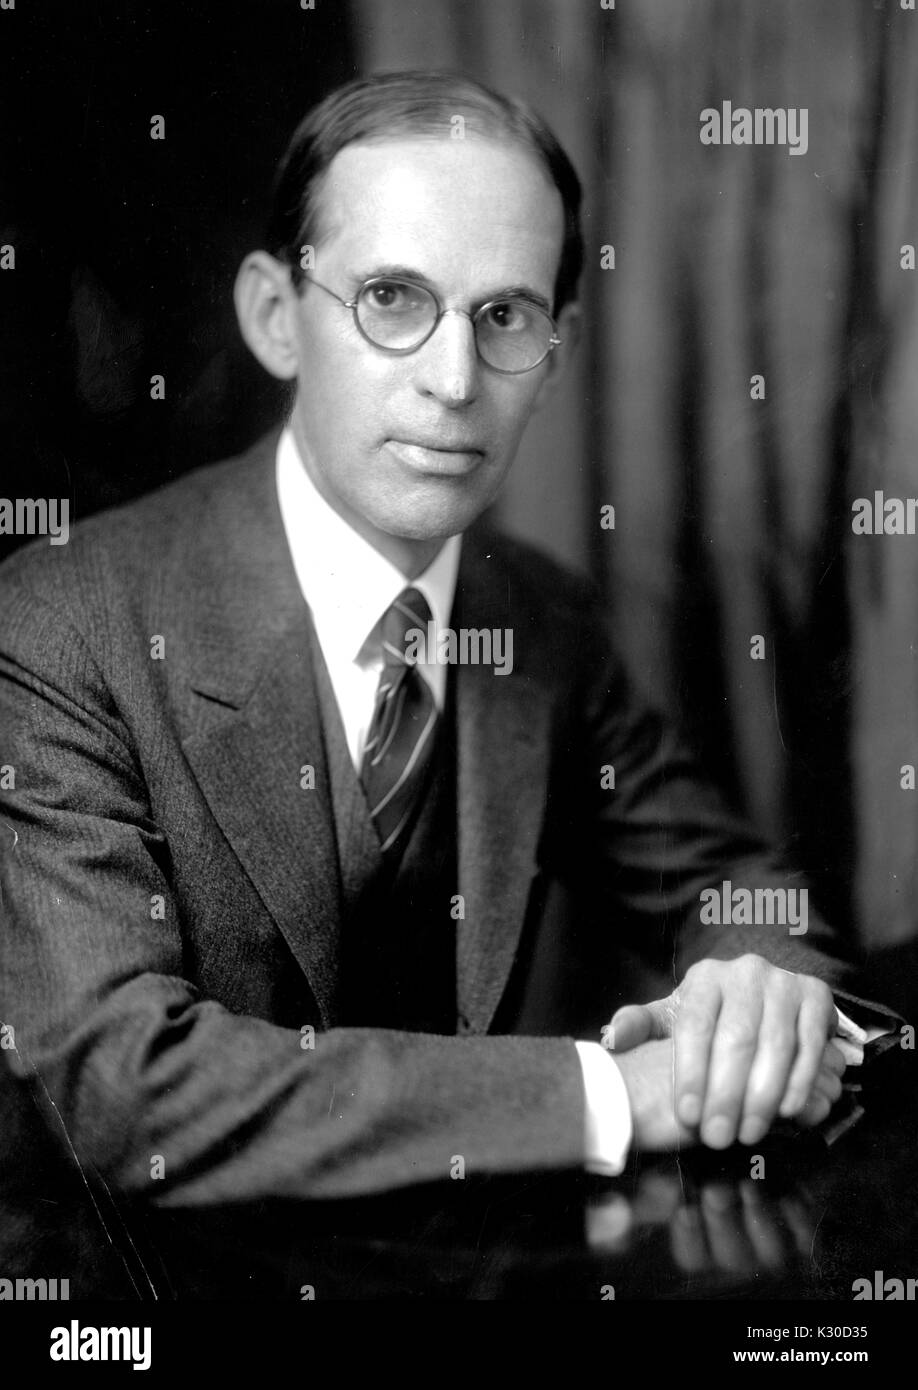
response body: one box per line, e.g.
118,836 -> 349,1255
0,0 -> 355,528
351,0 -> 918,952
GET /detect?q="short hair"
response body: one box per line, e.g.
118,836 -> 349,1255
266,71 -> 583,315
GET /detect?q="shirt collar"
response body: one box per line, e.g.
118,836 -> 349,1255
275,425 -> 462,666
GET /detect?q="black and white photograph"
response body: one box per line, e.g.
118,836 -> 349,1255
1,0 -> 916,1362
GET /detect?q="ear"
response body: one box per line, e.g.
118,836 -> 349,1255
530,301 -> 582,412
233,251 -> 302,380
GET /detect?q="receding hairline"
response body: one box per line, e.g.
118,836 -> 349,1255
307,126 -> 566,252
267,71 -> 584,311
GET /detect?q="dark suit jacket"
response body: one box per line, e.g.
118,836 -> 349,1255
0,431 -> 876,1205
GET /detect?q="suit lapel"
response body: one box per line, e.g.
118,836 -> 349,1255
179,434 -> 344,1025
453,537 -> 553,1034
173,440 -> 554,1034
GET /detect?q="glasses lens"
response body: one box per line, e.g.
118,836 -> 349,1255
356,279 -> 438,349
475,299 -> 555,372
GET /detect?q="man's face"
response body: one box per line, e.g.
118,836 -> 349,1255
286,134 -> 569,558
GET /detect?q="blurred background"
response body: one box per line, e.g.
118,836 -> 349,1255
2,0 -> 917,985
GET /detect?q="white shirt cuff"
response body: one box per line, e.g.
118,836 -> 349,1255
834,1004 -> 893,1065
575,1040 -> 633,1176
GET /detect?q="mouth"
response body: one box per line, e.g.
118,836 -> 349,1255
385,438 -> 484,478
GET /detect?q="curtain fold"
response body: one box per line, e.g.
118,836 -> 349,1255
351,0 -> 918,948
848,14 -> 918,946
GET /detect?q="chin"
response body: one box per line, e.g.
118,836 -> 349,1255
380,500 -> 485,543
382,475 -> 502,540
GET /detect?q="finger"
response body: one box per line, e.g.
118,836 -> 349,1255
669,1203 -> 710,1274
793,1088 -> 834,1129
673,978 -> 723,1128
812,1066 -> 844,1105
700,1183 -> 756,1275
603,998 -> 672,1052
780,1194 -> 817,1257
820,1041 -> 847,1078
793,1065 -> 844,1127
699,990 -> 763,1149
779,989 -> 836,1118
602,1004 -> 652,1051
738,1181 -> 786,1272
737,984 -> 799,1146
783,1063 -> 843,1130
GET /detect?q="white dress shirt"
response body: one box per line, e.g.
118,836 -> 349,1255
275,426 -> 632,1176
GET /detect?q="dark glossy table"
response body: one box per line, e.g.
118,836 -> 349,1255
1,1030 -> 915,1374
0,1032 -> 914,1305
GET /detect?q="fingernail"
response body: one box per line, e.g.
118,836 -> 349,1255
739,1117 -> 767,1146
679,1094 -> 702,1127
702,1116 -> 734,1149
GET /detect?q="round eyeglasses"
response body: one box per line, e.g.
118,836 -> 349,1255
303,274 -> 561,374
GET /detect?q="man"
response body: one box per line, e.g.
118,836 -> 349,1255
0,73 -> 889,1206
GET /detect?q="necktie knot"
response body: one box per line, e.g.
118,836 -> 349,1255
380,587 -> 432,671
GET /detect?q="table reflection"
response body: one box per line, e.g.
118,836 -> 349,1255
0,1048 -> 913,1300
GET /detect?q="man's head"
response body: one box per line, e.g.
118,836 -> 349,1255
235,71 -> 583,574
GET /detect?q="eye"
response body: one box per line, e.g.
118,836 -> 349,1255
363,279 -> 429,313
483,299 -> 532,333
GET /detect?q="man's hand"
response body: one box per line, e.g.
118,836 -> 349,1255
605,954 -> 845,1149
611,1039 -> 696,1150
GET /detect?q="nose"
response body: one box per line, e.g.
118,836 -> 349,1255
412,308 -> 481,406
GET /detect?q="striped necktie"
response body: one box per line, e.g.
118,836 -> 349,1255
361,587 -> 438,857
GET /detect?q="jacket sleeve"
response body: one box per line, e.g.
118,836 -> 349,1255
0,569 -> 585,1207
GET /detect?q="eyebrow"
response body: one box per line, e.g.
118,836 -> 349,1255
348,264 -> 553,315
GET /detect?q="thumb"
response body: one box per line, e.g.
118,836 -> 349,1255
602,997 -> 675,1052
